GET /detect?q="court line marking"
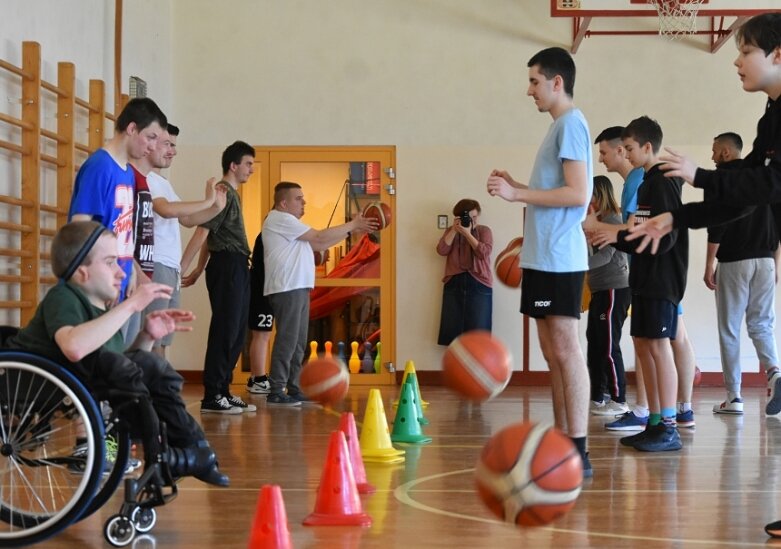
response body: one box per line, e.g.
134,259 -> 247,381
393,467 -> 770,546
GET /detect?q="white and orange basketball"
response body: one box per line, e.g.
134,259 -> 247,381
475,422 -> 583,527
494,237 -> 523,288
362,201 -> 392,230
299,357 -> 350,406
442,330 -> 512,401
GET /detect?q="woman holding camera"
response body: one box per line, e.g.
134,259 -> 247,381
436,198 -> 493,345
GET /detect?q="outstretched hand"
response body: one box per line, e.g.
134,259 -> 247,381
127,283 -> 173,312
143,309 -> 195,341
625,212 -> 674,254
352,212 -> 379,234
585,227 -> 618,249
659,147 -> 697,184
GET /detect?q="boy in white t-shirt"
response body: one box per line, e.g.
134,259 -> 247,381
144,124 -> 226,358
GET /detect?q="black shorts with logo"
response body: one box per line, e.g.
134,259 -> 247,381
520,269 -> 585,319
248,271 -> 274,332
630,296 -> 678,339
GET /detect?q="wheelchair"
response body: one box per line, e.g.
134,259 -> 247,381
0,332 -> 180,547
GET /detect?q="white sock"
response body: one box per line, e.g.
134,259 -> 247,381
633,405 -> 649,418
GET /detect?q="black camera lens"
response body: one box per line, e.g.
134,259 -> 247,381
460,211 -> 471,227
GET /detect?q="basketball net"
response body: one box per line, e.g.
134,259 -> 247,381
647,0 -> 706,39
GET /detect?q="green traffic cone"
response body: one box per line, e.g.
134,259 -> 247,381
405,373 -> 429,425
390,382 -> 432,444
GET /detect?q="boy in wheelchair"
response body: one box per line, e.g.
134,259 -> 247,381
6,220 -> 229,487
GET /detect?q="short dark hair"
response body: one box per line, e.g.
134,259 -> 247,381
51,220 -> 112,279
166,123 -> 180,137
116,97 -> 167,133
221,140 -> 255,174
736,13 -> 781,56
622,116 -> 663,154
714,132 -> 743,152
594,126 -> 625,144
274,181 -> 302,206
527,47 -> 576,97
452,198 -> 481,217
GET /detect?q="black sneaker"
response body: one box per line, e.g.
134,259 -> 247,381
287,392 -> 320,407
200,395 -> 242,415
620,425 -> 655,447
581,452 -> 593,479
266,393 -> 302,407
633,424 -> 682,452
226,393 -> 257,412
247,375 -> 271,395
765,519 -> 781,538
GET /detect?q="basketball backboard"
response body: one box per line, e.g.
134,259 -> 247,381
550,0 -> 781,53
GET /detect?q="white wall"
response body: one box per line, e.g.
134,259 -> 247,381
1,0 -> 776,378
168,0 -> 774,375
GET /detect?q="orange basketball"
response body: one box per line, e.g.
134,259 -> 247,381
362,201 -> 392,230
442,331 -> 512,401
494,237 -> 523,288
475,422 -> 582,527
299,357 -> 350,406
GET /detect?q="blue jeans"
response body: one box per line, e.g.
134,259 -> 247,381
437,272 -> 492,346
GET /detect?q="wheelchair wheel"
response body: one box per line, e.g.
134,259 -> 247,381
0,352 -> 105,547
130,506 -> 156,533
104,514 -> 135,547
78,422 -> 130,521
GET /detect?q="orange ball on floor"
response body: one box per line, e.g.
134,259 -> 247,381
475,422 -> 583,527
299,357 -> 350,406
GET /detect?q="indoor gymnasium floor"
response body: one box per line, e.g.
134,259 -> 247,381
44,384 -> 781,548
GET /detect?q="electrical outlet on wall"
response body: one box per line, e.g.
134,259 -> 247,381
437,215 -> 448,229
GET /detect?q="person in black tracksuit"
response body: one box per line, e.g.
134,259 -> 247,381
617,13 -> 781,537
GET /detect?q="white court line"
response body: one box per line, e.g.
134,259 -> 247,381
393,467 -> 771,547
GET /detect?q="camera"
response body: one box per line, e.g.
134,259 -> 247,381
460,211 -> 472,228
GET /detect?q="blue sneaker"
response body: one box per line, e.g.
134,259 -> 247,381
676,410 -> 696,428
605,411 -> 648,431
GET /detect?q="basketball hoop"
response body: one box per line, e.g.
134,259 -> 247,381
647,0 -> 706,39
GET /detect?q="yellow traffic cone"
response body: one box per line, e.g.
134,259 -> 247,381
359,389 -> 405,464
393,360 -> 429,409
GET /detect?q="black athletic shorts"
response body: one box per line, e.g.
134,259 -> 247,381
630,296 -> 678,339
248,273 -> 274,332
520,269 -> 585,319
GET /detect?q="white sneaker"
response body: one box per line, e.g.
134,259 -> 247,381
590,401 -> 606,415
767,371 -> 781,416
713,398 -> 744,415
591,400 -> 629,416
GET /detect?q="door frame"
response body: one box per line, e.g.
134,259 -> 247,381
242,146 -> 397,385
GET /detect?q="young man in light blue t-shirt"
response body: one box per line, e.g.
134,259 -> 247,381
487,46 -> 593,477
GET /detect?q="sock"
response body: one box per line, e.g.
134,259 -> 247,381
727,391 -> 741,402
633,405 -> 649,418
570,436 -> 587,459
677,402 -> 692,413
648,413 -> 662,426
661,414 -> 677,427
661,407 -> 676,420
768,367 -> 779,380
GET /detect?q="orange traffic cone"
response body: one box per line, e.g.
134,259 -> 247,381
360,389 -> 405,464
247,484 -> 292,549
303,431 -> 372,527
338,412 -> 376,495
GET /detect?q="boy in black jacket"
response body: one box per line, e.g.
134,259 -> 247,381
588,116 -> 687,453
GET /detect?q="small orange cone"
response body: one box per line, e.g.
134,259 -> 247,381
247,484 -> 292,549
303,431 -> 372,527
338,412 -> 376,495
